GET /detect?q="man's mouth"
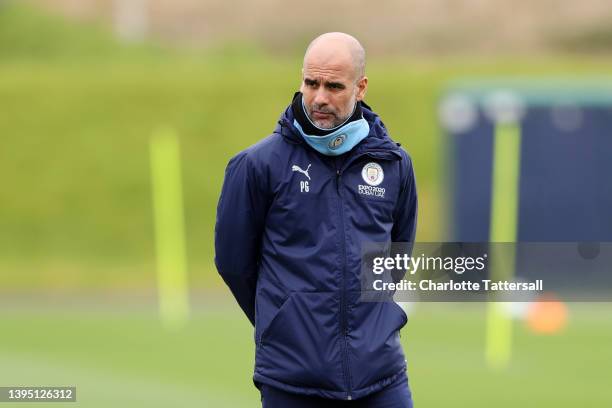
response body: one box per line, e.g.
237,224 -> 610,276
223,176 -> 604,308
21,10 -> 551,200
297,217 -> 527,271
312,110 -> 333,119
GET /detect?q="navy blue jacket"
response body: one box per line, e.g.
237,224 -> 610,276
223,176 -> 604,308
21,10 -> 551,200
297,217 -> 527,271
215,100 -> 418,400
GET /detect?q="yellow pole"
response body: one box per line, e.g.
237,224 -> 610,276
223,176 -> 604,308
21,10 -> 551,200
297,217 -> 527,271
485,121 -> 521,369
150,127 -> 189,330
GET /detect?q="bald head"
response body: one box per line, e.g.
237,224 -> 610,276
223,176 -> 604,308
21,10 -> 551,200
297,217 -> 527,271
299,32 -> 368,129
303,32 -> 366,80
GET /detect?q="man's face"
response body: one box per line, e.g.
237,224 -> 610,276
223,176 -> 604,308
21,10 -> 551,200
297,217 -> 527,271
300,57 -> 367,129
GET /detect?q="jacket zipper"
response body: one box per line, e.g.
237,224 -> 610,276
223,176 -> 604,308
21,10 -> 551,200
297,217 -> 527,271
334,150 -> 401,401
334,163 -> 352,400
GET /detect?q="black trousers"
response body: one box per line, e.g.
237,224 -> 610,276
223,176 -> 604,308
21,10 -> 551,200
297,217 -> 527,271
260,375 -> 413,408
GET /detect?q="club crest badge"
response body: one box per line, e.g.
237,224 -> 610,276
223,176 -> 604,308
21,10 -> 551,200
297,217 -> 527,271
328,134 -> 346,150
362,162 -> 384,186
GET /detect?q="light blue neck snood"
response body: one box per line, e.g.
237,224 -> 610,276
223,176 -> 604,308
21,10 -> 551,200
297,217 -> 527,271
294,100 -> 370,156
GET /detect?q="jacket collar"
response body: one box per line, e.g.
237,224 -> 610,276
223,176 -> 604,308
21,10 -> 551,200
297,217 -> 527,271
274,97 -> 402,157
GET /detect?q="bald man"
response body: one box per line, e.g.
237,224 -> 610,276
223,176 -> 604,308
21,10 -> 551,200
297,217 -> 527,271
215,33 -> 417,407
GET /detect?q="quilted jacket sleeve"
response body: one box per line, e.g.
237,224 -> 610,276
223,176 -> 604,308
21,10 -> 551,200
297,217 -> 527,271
214,151 -> 269,325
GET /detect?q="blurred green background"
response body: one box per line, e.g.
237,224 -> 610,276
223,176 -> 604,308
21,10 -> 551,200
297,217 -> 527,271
1,1 -> 611,406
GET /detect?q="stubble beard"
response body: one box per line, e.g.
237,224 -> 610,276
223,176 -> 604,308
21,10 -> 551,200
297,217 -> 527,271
305,103 -> 353,130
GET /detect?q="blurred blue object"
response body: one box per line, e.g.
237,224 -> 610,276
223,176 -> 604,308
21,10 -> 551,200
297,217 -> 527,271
442,79 -> 612,241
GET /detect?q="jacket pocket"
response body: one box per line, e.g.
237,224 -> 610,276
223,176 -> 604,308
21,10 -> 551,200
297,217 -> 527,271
257,292 -> 293,349
347,297 -> 408,390
255,291 -> 344,390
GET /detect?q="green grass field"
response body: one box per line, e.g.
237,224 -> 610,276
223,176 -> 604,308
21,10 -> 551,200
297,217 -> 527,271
1,301 -> 611,407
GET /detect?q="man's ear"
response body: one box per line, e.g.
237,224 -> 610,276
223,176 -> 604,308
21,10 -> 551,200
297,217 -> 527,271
356,76 -> 368,101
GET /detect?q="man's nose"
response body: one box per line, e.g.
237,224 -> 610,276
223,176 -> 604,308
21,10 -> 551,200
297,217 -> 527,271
313,87 -> 329,107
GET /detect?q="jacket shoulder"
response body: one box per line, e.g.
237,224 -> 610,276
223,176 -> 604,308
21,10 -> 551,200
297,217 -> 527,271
229,133 -> 287,168
397,146 -> 414,169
